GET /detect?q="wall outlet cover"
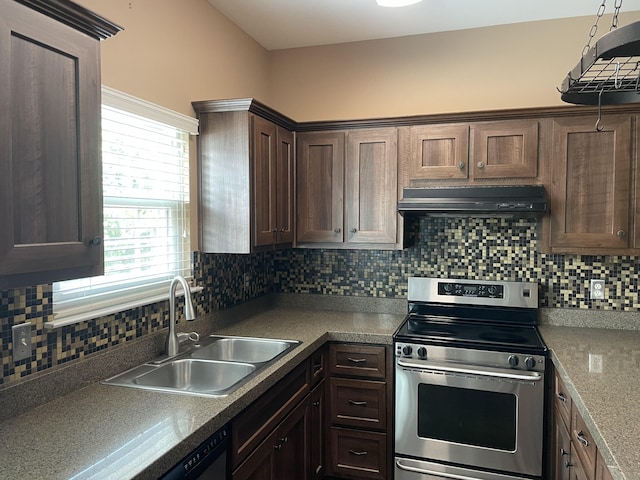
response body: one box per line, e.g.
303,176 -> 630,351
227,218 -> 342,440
590,279 -> 605,300
12,322 -> 32,362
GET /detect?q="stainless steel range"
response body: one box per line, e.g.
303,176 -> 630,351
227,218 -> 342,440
394,277 -> 548,480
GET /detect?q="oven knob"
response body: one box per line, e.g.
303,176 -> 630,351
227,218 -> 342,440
402,345 -> 413,356
508,355 -> 519,367
524,357 -> 536,369
417,347 -> 427,358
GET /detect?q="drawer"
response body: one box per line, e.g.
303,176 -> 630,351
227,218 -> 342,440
571,407 -> 597,479
554,371 -> 572,430
329,377 -> 386,430
328,426 -> 387,480
329,344 -> 386,379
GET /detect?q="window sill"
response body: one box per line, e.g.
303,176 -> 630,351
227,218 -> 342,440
44,285 -> 204,329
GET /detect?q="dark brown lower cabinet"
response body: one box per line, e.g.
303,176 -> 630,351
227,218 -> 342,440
327,343 -> 392,480
231,343 -> 391,480
233,396 -> 310,480
553,370 -> 615,480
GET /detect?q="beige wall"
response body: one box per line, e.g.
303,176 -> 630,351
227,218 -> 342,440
73,3 -> 640,122
76,0 -> 270,117
267,12 -> 640,121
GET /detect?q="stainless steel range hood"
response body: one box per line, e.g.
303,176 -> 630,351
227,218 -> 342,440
397,185 -> 548,218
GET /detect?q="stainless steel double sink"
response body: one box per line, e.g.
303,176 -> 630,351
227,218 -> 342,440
102,335 -> 300,397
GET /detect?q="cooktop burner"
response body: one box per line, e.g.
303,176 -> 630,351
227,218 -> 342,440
397,315 -> 546,353
394,277 -> 548,355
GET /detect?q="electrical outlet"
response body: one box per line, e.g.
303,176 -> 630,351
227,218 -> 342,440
589,353 -> 603,373
590,279 -> 605,300
12,322 -> 32,362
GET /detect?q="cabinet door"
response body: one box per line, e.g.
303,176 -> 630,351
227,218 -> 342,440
253,116 -> 278,247
595,450 -> 614,480
549,116 -> 633,250
345,129 -> 398,244
554,412 -> 572,480
0,1 -> 103,288
276,127 -> 295,245
408,124 -> 469,180
276,397 -> 310,480
296,132 -> 345,243
470,119 -> 538,179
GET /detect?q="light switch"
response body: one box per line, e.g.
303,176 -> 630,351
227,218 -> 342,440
12,322 -> 32,362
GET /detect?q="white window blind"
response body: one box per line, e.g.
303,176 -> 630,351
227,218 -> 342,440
49,89 -> 198,328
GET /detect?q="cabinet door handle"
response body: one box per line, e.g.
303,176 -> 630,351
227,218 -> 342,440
349,450 -> 368,456
334,228 -> 341,233
348,400 -> 367,406
350,228 -> 357,233
560,448 -> 569,456
477,161 -> 485,169
279,436 -> 288,444
312,401 -> 321,406
347,357 -> 366,364
458,162 -> 465,169
557,393 -> 567,403
617,229 -> 626,238
564,460 -> 573,468
274,443 -> 283,451
576,431 -> 590,447
89,236 -> 102,246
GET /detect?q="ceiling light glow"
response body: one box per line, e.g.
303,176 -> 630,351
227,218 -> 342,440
376,0 -> 423,6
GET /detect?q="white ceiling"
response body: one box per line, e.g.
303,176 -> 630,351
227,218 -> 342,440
207,0 -> 640,50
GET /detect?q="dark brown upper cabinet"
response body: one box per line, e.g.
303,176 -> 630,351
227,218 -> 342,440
0,0 -> 120,290
192,99 -> 296,253
404,119 -> 539,184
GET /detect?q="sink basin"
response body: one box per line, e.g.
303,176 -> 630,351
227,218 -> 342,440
190,336 -> 294,363
102,335 -> 300,397
133,359 -> 255,395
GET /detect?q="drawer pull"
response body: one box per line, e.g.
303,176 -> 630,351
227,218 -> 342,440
576,431 -> 590,447
348,400 -> 367,406
349,449 -> 368,456
557,393 -> 568,403
347,357 -> 367,364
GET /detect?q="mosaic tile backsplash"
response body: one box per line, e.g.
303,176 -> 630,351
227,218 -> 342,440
3,216 -> 640,387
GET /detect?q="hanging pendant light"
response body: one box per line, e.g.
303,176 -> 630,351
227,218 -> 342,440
376,0 -> 422,7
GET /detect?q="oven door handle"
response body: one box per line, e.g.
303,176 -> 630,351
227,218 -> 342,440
396,458 -> 484,480
397,358 -> 543,382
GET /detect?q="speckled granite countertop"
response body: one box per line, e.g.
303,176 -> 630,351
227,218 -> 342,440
0,307 -> 404,480
540,326 -> 640,480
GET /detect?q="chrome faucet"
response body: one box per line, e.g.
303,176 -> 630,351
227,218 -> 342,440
166,275 -> 196,357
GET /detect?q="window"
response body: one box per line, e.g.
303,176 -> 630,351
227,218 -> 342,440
50,88 -> 199,327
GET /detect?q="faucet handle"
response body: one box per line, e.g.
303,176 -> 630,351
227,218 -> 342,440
177,331 -> 200,344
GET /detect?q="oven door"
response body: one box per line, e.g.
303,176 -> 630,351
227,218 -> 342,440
395,357 -> 544,477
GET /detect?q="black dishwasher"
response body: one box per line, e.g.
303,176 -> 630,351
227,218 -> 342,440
161,424 -> 229,479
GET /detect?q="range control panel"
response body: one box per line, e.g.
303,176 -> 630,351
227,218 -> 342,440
438,282 -> 504,298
